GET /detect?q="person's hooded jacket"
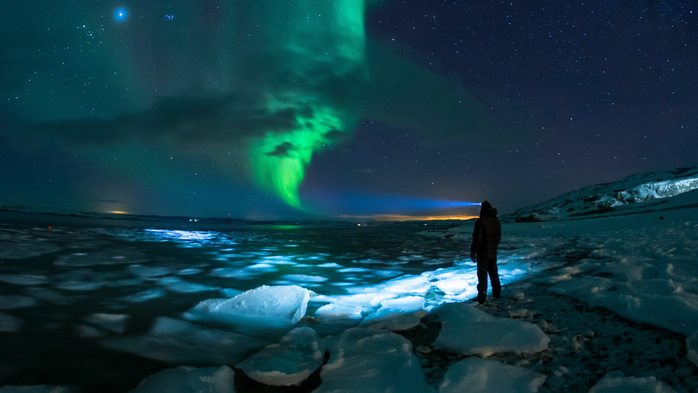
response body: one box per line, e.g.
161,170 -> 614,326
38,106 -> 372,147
470,203 -> 502,260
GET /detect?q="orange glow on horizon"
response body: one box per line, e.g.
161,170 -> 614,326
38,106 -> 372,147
106,211 -> 130,215
339,214 -> 478,222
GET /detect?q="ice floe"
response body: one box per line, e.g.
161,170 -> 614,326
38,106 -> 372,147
315,303 -> 363,320
588,371 -> 677,393
315,327 -> 433,393
99,317 -> 267,365
236,327 -> 325,386
84,313 -> 129,334
360,296 -> 426,331
435,303 -> 549,356
439,357 -> 546,393
0,312 -> 22,332
129,365 -> 235,393
184,285 -> 310,333
0,295 -> 37,310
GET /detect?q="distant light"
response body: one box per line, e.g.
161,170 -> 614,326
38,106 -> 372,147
114,8 -> 128,22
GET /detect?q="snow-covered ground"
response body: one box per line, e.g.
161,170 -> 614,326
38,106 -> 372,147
1,175 -> 698,392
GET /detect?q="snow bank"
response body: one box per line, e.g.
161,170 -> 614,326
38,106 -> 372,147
184,285 -> 310,331
84,313 -> 129,334
99,317 -> 267,365
588,371 -> 677,393
439,357 -> 546,393
435,303 -> 549,356
359,296 -> 426,331
129,365 -> 235,393
237,327 -> 325,386
315,327 -> 433,393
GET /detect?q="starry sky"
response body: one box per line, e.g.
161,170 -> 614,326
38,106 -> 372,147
0,0 -> 696,220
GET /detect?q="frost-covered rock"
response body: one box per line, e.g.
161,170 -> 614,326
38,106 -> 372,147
0,385 -> 77,393
435,303 -> 549,356
360,296 -> 426,331
314,327 -> 433,393
129,365 -> 235,393
588,371 -> 677,393
237,327 -> 325,386
99,317 -> 267,365
184,285 -> 310,331
439,357 -> 546,393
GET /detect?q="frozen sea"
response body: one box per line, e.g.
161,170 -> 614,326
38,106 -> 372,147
1,206 -> 697,393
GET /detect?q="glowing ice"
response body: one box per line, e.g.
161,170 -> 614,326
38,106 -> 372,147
129,365 -> 235,393
435,303 -> 549,356
439,357 -> 546,393
236,327 -> 325,386
185,285 -> 311,330
315,303 -> 363,320
360,296 -> 426,331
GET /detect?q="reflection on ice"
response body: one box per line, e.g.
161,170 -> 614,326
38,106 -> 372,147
100,317 -> 267,365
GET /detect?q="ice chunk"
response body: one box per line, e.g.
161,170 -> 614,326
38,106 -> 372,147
588,371 -> 677,393
315,303 -> 363,319
0,274 -> 49,286
184,285 -> 310,331
315,327 -> 432,393
0,295 -> 38,310
100,317 -> 267,365
439,357 -> 546,393
0,312 -> 22,332
127,265 -> 171,277
435,303 -> 549,356
55,282 -> 106,291
121,288 -> 166,303
129,365 -> 235,393
0,385 -> 77,393
360,296 -> 426,331
281,274 -> 328,283
84,313 -> 130,334
25,287 -> 73,305
237,327 -> 325,386
158,277 -> 219,293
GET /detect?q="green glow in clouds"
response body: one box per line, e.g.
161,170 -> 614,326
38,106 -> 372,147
247,0 -> 368,210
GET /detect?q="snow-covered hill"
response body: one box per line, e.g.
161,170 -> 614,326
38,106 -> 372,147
505,165 -> 698,222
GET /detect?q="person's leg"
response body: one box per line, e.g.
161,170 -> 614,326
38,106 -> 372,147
488,259 -> 501,298
476,258 -> 488,303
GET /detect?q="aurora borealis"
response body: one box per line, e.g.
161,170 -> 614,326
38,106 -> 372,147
1,1 -> 697,219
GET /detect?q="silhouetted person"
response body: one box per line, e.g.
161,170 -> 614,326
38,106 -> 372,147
470,201 -> 502,304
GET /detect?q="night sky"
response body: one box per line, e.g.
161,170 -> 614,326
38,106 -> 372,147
1,0 -> 696,220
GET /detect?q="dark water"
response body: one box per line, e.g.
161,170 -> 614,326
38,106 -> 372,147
0,212 -> 478,392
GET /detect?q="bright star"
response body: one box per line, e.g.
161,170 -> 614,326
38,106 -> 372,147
114,7 -> 128,22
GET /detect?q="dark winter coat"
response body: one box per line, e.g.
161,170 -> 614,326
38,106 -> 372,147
471,209 -> 502,259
